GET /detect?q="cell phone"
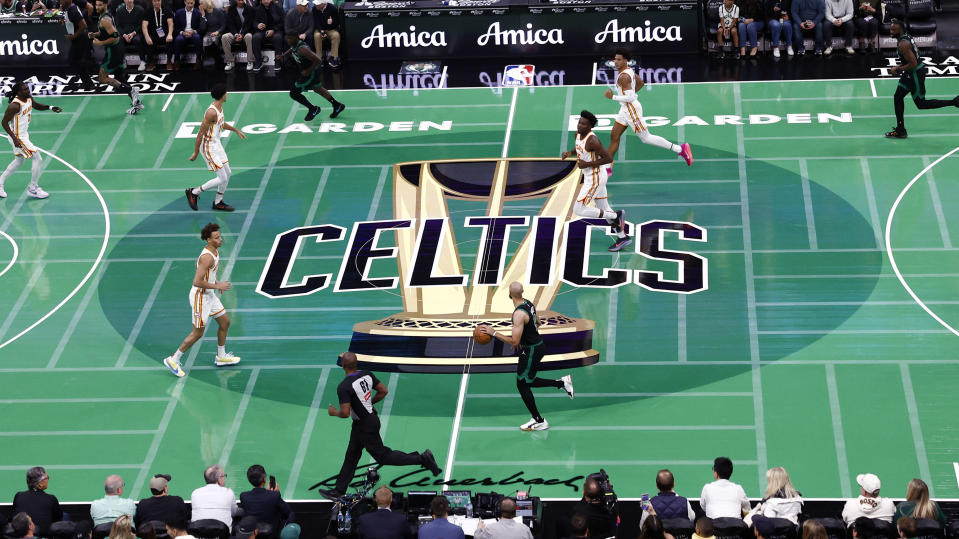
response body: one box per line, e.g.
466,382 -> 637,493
269,475 -> 276,490
641,493 -> 650,510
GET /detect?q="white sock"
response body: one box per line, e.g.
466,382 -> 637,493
639,131 -> 681,153
595,199 -> 625,238
172,349 -> 183,361
214,192 -> 224,204
217,345 -> 226,357
197,177 -> 219,194
29,154 -> 42,189
0,156 -> 25,188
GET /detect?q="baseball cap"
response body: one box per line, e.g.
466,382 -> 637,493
313,0 -> 329,5
280,523 -> 301,539
857,473 -> 881,494
235,516 -> 259,539
752,515 -> 777,537
149,473 -> 171,492
296,0 -> 309,5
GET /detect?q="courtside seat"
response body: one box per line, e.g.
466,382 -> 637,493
906,0 -> 937,47
762,518 -> 799,539
187,518 -> 230,539
92,522 -> 115,539
805,517 -> 846,539
867,519 -> 899,539
145,520 -> 171,539
914,519 -> 946,539
663,517 -> 696,539
713,517 -> 750,539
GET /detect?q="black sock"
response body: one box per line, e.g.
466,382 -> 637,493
291,92 -> 314,110
517,380 -> 541,420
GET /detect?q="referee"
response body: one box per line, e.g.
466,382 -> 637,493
885,18 -> 959,139
480,282 -> 575,432
320,352 -> 441,500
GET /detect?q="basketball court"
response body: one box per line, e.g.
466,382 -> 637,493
1,77 -> 958,503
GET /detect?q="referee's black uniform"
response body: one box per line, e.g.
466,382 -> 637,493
327,369 -> 439,496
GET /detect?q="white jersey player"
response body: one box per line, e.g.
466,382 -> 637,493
0,82 -> 63,199
562,110 -> 632,252
604,49 -> 693,176
186,83 -> 246,213
163,222 -> 241,377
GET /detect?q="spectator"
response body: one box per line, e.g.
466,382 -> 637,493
10,513 -> 36,539
701,457 -> 750,519
13,467 -> 63,537
239,465 -> 295,534
716,0 -> 739,57
113,0 -> 146,71
164,515 -> 195,539
842,473 -> 895,526
311,0 -> 340,68
0,0 -> 27,14
853,517 -> 881,539
60,0 -> 96,88
752,516 -> 777,539
135,474 -> 188,530
251,0 -> 284,71
234,516 -> 260,539
853,0 -> 877,52
190,465 -> 239,527
752,467 -> 803,524
109,515 -> 135,539
567,513 -> 589,539
766,0 -> 793,57
641,469 -> 695,529
822,0 -> 854,55
640,514 -> 676,539
221,0 -> 255,71
173,0 -> 207,70
142,0 -> 173,70
357,486 -> 410,539
284,0 -> 313,53
737,0 -> 765,57
475,498 -> 533,539
417,496 -> 464,539
694,518 -> 716,539
571,478 -> 616,539
200,0 -> 225,67
137,522 -> 158,539
892,479 -> 947,527
791,0 -> 825,54
897,517 -> 918,539
803,520 -> 828,539
90,475 -> 137,526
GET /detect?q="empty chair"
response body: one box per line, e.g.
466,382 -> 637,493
664,517 -> 696,539
905,0 -> 937,41
714,517 -> 751,539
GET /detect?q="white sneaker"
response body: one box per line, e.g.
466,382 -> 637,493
224,61 -> 234,71
138,62 -> 146,72
773,47 -> 781,58
163,356 -> 186,378
562,374 -> 574,399
27,186 -> 49,199
246,62 -> 254,71
127,102 -> 145,115
787,46 -> 795,56
846,46 -> 855,55
824,46 -> 833,55
214,351 -> 241,366
0,187 -> 6,198
521,419 -> 549,431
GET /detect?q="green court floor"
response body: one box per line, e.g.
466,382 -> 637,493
1,78 -> 958,503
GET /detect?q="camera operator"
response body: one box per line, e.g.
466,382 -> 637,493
571,475 -> 617,538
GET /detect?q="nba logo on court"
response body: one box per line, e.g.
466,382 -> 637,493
502,65 -> 535,87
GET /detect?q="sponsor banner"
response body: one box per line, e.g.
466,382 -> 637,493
871,55 -> 959,78
0,17 -> 69,66
0,73 -> 181,95
345,4 -> 699,59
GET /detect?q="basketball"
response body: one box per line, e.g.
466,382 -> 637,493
473,325 -> 492,345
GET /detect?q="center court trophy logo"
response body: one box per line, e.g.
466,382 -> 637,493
348,158 -> 599,373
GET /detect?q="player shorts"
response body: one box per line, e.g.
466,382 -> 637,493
517,341 -> 546,383
615,101 -> 647,134
101,44 -> 126,74
200,141 -> 228,171
190,289 -> 226,329
898,67 -> 927,100
576,168 -> 609,205
9,136 -> 38,159
293,70 -> 323,92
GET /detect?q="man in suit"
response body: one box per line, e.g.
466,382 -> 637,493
357,487 -> 410,539
418,496 -> 464,539
172,0 -> 206,69
239,465 -> 295,534
221,0 -> 254,71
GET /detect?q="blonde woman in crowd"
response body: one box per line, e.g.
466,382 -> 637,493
893,479 -> 947,527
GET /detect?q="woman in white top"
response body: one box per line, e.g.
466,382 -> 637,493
750,467 -> 804,525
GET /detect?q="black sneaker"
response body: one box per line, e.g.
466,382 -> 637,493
330,102 -> 346,119
305,106 -> 321,122
885,128 -> 908,139
212,200 -> 235,212
318,489 -> 342,501
953,95 -> 959,107
608,237 -> 633,252
185,188 -> 198,211
421,449 -> 441,476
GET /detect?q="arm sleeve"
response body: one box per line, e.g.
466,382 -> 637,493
337,383 -> 350,405
840,0 -> 853,21
741,487 -> 751,513
814,0 -> 824,21
611,89 -> 637,103
278,497 -> 292,519
687,501 -> 696,521
790,0 -> 800,19
52,495 -> 64,523
825,0 -> 834,18
371,373 -> 382,387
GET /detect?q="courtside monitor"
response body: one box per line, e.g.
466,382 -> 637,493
444,490 -> 472,511
407,491 -> 437,515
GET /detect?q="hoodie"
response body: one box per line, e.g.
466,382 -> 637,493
841,495 -> 895,526
825,0 -> 853,23
761,496 -> 804,524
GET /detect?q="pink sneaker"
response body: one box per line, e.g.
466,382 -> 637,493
679,143 -> 693,166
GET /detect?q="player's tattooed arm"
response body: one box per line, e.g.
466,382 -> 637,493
1,102 -> 23,148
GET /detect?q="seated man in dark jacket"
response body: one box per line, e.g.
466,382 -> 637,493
221,0 -> 254,71
251,0 -> 284,71
640,469 -> 696,528
239,465 -> 294,534
12,467 -> 63,538
135,475 -> 188,531
172,0 -> 206,69
357,487 -> 411,539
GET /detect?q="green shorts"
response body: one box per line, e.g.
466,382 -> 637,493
294,70 -> 323,92
897,67 -> 927,100
101,45 -> 126,75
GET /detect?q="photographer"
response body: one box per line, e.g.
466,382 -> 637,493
571,475 -> 617,538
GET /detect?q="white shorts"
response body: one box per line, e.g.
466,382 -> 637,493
190,289 -> 226,329
577,168 -> 609,205
201,141 -> 228,172
615,101 -> 647,134
10,136 -> 39,159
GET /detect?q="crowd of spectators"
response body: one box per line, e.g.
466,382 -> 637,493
1,458 -> 953,538
714,0 -> 880,58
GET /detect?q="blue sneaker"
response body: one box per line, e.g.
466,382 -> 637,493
608,237 -> 633,252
